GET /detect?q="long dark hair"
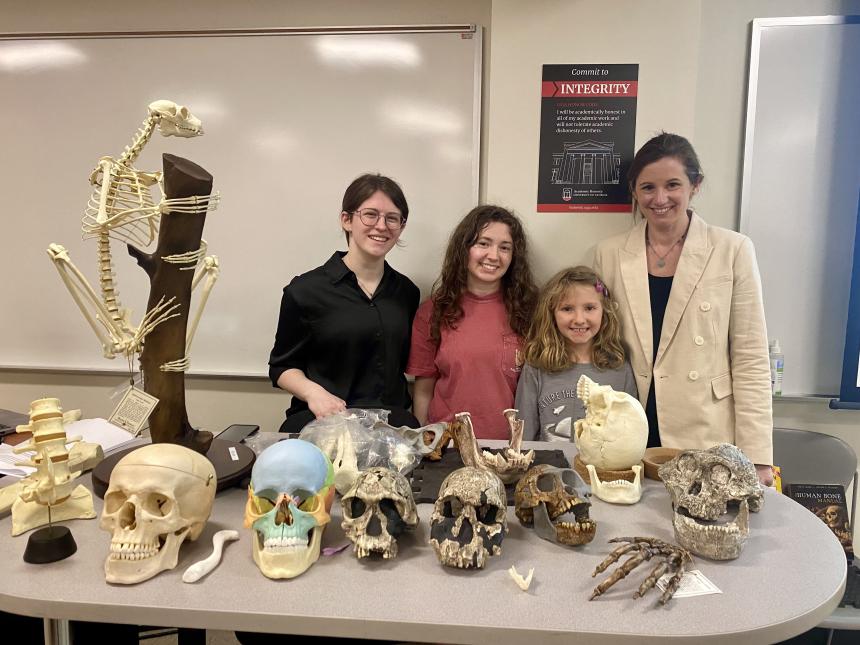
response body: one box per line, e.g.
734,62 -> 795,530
429,205 -> 537,343
340,173 -> 408,244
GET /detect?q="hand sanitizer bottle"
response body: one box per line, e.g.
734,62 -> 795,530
769,339 -> 784,396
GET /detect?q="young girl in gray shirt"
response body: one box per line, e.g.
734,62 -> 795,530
515,266 -> 637,441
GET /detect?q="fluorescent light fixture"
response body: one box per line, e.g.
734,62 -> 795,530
0,41 -> 87,72
315,36 -> 420,68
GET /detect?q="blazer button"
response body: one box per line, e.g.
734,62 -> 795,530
688,370 -> 699,381
694,336 -> 704,346
700,302 -> 711,312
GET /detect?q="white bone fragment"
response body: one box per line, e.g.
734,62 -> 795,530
182,530 -> 240,583
508,565 -> 534,591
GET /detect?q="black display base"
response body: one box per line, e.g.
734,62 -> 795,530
91,438 -> 256,499
23,525 -> 77,564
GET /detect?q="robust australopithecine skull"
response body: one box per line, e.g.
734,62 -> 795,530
429,466 -> 507,569
573,375 -> 647,470
148,99 -> 203,137
659,443 -> 764,560
514,464 -> 595,546
341,467 -> 418,559
243,439 -> 335,579
99,444 -> 216,584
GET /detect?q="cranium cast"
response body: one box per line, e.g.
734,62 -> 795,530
341,467 -> 418,559
587,464 -> 643,505
573,375 -> 647,470
148,100 -> 203,137
514,464 -> 595,546
243,439 -> 335,579
100,444 -> 216,584
429,466 -> 507,569
659,443 -> 764,560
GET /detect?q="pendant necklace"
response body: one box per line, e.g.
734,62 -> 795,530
356,277 -> 376,299
646,222 -> 689,269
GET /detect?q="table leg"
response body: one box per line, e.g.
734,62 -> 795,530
43,617 -> 71,645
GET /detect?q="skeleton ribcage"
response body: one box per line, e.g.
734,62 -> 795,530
81,162 -> 161,247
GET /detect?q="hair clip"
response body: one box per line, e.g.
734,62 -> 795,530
595,280 -> 608,297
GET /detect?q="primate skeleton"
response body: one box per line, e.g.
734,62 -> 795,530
47,100 -> 219,372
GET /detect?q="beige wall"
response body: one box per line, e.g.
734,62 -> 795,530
3,0 -> 860,468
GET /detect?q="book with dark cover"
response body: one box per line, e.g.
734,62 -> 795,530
786,483 -> 853,561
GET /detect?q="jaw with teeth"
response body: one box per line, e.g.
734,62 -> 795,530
514,464 -> 596,546
672,499 -> 750,560
587,464 -> 643,505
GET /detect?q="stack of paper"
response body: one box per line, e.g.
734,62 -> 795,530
0,417 -> 139,479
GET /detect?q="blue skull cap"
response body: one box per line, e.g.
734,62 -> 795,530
251,439 -> 330,497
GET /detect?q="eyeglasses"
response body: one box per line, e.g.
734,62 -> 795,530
352,208 -> 404,230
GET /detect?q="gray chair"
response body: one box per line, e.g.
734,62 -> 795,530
773,427 -> 859,640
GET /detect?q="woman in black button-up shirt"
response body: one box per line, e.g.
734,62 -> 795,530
268,174 -> 420,433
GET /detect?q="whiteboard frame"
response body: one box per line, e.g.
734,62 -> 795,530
0,25 -> 483,377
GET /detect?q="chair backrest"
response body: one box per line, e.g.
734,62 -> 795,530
773,427 -> 858,489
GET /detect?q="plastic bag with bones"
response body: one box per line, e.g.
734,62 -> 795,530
47,100 -> 220,369
243,440 -> 335,579
514,464 -> 596,546
341,467 -> 418,559
573,375 -> 647,503
99,444 -> 216,584
429,466 -> 507,569
659,443 -> 764,560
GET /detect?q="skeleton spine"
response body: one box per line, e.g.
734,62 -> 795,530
118,115 -> 158,167
97,234 -> 123,327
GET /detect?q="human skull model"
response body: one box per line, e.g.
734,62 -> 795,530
148,100 -> 203,137
100,444 -> 216,584
341,467 -> 418,559
573,375 -> 647,470
243,439 -> 335,579
659,443 -> 764,560
429,466 -> 507,569
514,464 -> 596,546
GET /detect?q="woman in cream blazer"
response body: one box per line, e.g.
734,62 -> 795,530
594,133 -> 773,483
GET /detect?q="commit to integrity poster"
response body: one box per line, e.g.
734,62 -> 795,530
537,64 -> 638,212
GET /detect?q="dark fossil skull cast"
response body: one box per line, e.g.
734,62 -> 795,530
341,467 -> 418,559
429,466 -> 507,569
659,443 -> 764,560
514,464 -> 596,546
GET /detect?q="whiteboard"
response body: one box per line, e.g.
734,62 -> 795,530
0,27 -> 481,376
740,16 -> 860,396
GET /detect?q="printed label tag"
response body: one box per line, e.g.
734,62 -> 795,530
108,386 -> 159,437
228,446 -> 239,462
656,569 -> 722,597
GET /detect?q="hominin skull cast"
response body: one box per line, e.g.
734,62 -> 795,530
659,443 -> 764,560
429,466 -> 507,569
573,375 -> 648,470
341,467 -> 418,559
100,444 -> 216,584
514,464 -> 596,546
243,439 -> 335,579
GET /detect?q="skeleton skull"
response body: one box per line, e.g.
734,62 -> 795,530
148,100 -> 203,137
99,444 -> 216,584
573,375 -> 648,470
243,439 -> 335,579
659,443 -> 764,560
429,466 -> 507,569
514,464 -> 596,546
341,467 -> 418,559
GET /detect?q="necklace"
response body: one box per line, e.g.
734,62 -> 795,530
356,276 -> 377,299
646,221 -> 690,268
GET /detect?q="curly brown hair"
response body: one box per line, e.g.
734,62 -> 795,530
429,205 -> 537,343
523,266 -> 625,371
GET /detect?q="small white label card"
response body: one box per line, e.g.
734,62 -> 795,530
656,569 -> 722,598
108,387 -> 159,436
228,446 -> 239,462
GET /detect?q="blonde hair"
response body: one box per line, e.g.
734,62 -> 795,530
523,266 -> 625,372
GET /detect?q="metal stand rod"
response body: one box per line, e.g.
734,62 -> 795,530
43,617 -> 72,645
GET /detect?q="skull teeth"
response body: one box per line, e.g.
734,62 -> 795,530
263,536 -> 309,551
109,541 -> 160,560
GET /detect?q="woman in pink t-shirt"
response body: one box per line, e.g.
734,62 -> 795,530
407,205 -> 537,439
